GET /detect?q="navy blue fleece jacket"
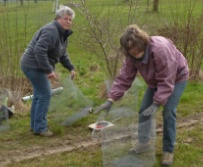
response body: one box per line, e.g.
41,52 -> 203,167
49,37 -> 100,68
21,20 -> 74,74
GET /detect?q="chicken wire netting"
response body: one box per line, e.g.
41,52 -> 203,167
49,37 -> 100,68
49,77 -> 93,126
99,113 -> 156,167
92,79 -> 156,167
0,89 -> 9,132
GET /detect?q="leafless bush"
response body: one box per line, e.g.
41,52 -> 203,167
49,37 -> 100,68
158,0 -> 203,80
69,0 -> 121,80
69,0 -> 145,80
0,5 -> 32,110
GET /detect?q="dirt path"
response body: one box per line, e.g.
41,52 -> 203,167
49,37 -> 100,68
0,139 -> 100,167
0,113 -> 202,167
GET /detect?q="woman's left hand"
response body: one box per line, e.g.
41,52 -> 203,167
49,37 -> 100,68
142,102 -> 160,116
70,70 -> 75,80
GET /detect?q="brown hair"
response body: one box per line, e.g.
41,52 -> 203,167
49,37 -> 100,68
120,24 -> 150,55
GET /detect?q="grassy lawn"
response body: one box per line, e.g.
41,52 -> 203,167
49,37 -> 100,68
0,0 -> 203,167
5,122 -> 203,167
0,80 -> 202,167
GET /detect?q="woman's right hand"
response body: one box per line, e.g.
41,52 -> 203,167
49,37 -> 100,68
47,72 -> 57,79
94,100 -> 113,114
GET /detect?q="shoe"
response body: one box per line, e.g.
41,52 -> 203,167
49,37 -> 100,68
129,142 -> 152,154
34,130 -> 54,137
161,152 -> 174,166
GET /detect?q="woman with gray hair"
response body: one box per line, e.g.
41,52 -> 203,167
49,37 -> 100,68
20,6 -> 76,137
95,24 -> 189,166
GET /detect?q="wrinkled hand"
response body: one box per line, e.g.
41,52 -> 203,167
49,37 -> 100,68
70,70 -> 75,80
47,72 -> 57,79
142,102 -> 160,116
94,101 -> 112,114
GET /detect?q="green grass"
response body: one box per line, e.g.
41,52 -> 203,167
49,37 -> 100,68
1,80 -> 202,167
3,118 -> 203,167
0,0 -> 203,167
177,81 -> 203,116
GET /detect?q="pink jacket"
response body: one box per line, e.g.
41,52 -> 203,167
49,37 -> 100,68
108,36 -> 189,105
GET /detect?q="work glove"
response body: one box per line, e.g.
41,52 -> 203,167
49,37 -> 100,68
94,100 -> 113,114
142,102 -> 160,116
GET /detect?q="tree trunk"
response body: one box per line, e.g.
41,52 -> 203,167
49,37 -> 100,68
153,0 -> 159,12
20,0 -> 23,6
146,0 -> 150,12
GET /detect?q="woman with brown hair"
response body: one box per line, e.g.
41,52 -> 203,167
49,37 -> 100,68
95,24 -> 189,166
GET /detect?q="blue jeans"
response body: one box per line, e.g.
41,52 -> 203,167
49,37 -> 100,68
21,66 -> 51,133
138,81 -> 187,153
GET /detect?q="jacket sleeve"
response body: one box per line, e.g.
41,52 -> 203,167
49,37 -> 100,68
34,28 -> 57,74
108,56 -> 137,101
153,45 -> 178,105
60,52 -> 74,71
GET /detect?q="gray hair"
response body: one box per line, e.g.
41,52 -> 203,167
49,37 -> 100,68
55,6 -> 75,19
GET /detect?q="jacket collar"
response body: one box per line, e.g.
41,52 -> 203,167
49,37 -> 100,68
53,20 -> 73,38
64,30 -> 73,41
141,45 -> 149,64
129,45 -> 149,64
